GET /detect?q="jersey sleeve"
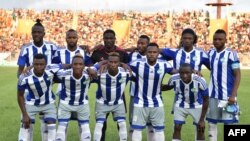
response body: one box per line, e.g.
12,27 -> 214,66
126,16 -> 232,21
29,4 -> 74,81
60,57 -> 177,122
46,64 -> 62,73
229,51 -> 240,70
17,46 -> 28,66
17,75 -> 27,91
164,61 -> 174,74
161,48 -> 176,61
198,77 -> 209,97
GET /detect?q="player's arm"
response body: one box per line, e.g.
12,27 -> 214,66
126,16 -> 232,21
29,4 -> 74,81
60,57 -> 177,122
17,66 -> 25,78
17,89 -> 31,129
161,84 -> 174,91
228,68 -> 241,104
198,90 -> 209,133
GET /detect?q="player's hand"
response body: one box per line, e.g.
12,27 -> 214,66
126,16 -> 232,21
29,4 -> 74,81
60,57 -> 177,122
121,63 -> 132,75
86,68 -> 97,80
99,64 -> 107,74
22,66 -> 33,75
193,70 -> 203,77
22,114 -> 31,129
228,95 -> 236,104
79,45 -> 91,54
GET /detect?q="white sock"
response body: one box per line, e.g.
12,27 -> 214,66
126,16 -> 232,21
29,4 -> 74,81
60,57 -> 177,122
172,139 -> 181,141
132,130 -> 142,141
18,127 -> 30,141
80,123 -> 91,141
196,140 -> 205,141
94,122 -> 104,141
56,122 -> 67,141
40,116 -> 48,141
153,131 -> 164,141
78,123 -> 82,139
47,124 -> 56,141
28,124 -> 34,141
208,123 -> 217,141
147,125 -> 154,141
118,121 -> 127,141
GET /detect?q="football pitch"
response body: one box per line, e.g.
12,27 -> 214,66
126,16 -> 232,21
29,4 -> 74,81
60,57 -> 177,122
0,67 -> 249,141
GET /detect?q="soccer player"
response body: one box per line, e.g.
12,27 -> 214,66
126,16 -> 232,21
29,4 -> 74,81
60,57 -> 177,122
162,63 -> 209,141
206,29 -> 241,141
17,19 -> 58,141
17,54 -> 62,141
55,54 -> 96,141
161,28 -> 210,116
91,29 -> 129,141
129,43 -> 176,141
93,52 -> 130,141
128,35 -> 155,141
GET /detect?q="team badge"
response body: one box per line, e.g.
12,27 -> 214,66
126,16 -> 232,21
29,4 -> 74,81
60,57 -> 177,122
157,69 -> 163,74
119,78 -> 125,83
220,57 -> 226,62
192,56 -> 197,61
191,88 -> 198,93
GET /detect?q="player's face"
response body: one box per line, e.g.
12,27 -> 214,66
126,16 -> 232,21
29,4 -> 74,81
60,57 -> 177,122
33,58 -> 46,76
72,57 -> 84,74
103,33 -> 116,49
66,31 -> 78,48
181,33 -> 195,48
179,67 -> 192,83
213,33 -> 226,50
137,38 -> 148,54
146,46 -> 159,63
32,26 -> 45,43
108,56 -> 120,72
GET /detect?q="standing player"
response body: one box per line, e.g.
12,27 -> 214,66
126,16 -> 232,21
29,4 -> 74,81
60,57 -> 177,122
93,52 -> 130,141
162,63 -> 209,141
206,29 -> 241,141
130,43 -> 176,141
55,54 -> 96,141
128,35 -> 155,141
91,29 -> 129,141
17,19 -> 58,141
161,28 -> 210,116
17,54 -> 62,141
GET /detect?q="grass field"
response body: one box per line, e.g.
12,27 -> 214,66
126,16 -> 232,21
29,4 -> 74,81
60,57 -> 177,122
0,67 -> 249,141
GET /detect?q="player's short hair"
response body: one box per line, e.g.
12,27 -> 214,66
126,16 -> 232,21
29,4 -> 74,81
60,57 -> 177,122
103,29 -> 116,37
72,53 -> 84,62
214,29 -> 227,36
181,28 -> 197,44
139,35 -> 150,43
179,63 -> 192,72
34,53 -> 46,60
147,42 -> 159,48
108,52 -> 120,61
33,19 -> 44,28
66,29 -> 78,36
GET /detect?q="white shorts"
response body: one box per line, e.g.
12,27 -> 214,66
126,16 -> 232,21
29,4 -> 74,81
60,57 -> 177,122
95,102 -> 126,123
57,103 -> 90,124
131,106 -> 165,131
174,106 -> 202,125
206,98 -> 239,124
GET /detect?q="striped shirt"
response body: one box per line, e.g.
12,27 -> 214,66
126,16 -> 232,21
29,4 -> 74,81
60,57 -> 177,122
168,74 -> 208,108
95,67 -> 130,105
17,41 -> 58,66
129,58 -> 173,107
161,47 -> 209,71
208,47 -> 240,100
17,64 -> 61,106
56,69 -> 91,105
52,47 -> 92,65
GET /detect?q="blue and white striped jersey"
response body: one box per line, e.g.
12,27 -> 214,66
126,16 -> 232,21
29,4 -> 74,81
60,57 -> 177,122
17,41 -> 58,66
56,69 -> 91,106
17,64 -> 61,106
52,47 -> 92,65
95,67 -> 130,105
161,47 -> 209,71
168,73 -> 208,108
208,47 -> 240,100
129,58 -> 173,107
128,51 -> 164,97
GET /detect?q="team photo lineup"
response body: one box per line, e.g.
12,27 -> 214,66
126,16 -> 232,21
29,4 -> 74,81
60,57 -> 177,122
1,1 -> 249,141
